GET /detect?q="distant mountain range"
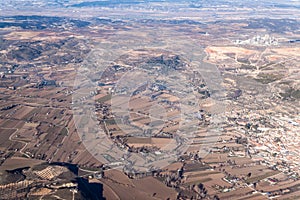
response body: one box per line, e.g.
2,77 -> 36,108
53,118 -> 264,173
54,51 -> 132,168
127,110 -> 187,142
1,0 -> 299,9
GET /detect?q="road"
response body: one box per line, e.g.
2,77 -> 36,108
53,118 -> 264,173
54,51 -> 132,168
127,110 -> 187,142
6,127 -> 31,158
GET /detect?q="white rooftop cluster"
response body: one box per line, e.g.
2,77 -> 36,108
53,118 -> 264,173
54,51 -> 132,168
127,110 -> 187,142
235,34 -> 278,46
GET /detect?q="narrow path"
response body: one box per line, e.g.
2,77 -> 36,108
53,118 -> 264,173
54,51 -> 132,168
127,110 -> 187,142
6,127 -> 31,158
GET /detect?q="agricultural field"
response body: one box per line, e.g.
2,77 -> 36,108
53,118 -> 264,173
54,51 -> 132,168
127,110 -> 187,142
0,0 -> 299,199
